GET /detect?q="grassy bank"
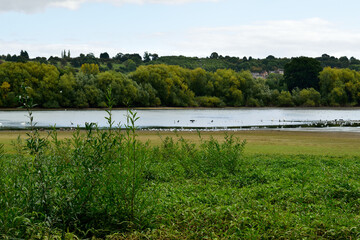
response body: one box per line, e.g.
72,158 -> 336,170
1,125 -> 360,238
1,129 -> 360,156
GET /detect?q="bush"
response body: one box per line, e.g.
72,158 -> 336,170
0,94 -> 247,238
277,90 -> 294,107
0,102 -> 156,238
150,133 -> 246,179
195,96 -> 225,107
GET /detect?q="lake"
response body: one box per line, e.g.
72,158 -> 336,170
1,108 -> 360,132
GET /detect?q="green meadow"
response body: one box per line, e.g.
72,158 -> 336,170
1,124 -> 360,239
1,129 -> 359,156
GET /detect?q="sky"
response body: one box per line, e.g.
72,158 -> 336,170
1,0 -> 360,59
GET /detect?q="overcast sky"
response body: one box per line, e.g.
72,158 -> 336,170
1,0 -> 360,59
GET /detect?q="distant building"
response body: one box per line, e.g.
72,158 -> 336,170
251,69 -> 284,79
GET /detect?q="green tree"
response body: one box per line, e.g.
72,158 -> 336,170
189,68 -> 211,96
284,57 -> 322,91
319,67 -> 355,106
97,71 -> 140,107
100,52 -> 110,60
59,73 -> 77,107
20,50 -> 29,60
211,69 -> 247,106
80,63 -> 100,75
245,77 -> 271,107
130,64 -> 195,107
143,52 -> 151,63
292,88 -> 321,107
210,52 -> 219,59
277,91 -> 294,107
266,73 -> 287,91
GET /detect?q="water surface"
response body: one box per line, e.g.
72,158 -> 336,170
1,108 -> 360,132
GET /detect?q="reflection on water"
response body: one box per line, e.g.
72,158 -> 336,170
1,108 -> 360,132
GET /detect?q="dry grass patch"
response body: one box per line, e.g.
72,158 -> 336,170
1,129 -> 359,156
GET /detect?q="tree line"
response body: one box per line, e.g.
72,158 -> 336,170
2,50 -> 360,74
1,57 -> 360,108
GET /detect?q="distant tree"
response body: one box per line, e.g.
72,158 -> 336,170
266,73 -> 287,91
80,63 -> 100,75
5,54 -> 16,62
189,68 -> 210,96
114,53 -> 124,61
35,57 -> 48,64
292,88 -> 321,106
150,53 -> 159,61
284,57 -> 322,91
339,56 -> 350,68
0,81 -> 11,98
61,50 -> 67,58
20,50 -> 29,60
143,52 -> 151,63
122,59 -> 137,72
277,90 -> 294,106
100,52 -> 110,59
60,58 -> 67,67
210,52 -> 219,59
86,53 -> 95,58
350,57 -> 360,64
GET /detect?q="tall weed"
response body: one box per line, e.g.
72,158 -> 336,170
151,132 -> 246,179
0,93 -> 156,238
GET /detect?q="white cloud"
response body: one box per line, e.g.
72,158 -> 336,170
2,18 -> 360,59
176,18 -> 360,58
0,0 -> 218,13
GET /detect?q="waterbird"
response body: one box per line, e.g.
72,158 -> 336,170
190,120 -> 195,123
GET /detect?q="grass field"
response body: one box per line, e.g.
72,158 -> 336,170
1,128 -> 360,239
1,129 -> 359,156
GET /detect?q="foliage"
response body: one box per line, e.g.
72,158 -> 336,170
80,63 -> 100,75
319,67 -> 360,106
284,57 -> 322,91
3,114 -> 360,238
0,105 -> 158,238
195,96 -> 225,107
277,90 -> 294,107
2,60 -> 360,108
130,64 -> 195,107
292,88 -> 321,106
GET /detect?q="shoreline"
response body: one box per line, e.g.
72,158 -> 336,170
2,106 -> 360,111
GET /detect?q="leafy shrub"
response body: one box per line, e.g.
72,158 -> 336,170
150,133 -> 246,179
0,98 -> 156,238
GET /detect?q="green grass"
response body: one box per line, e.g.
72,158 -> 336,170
1,129 -> 360,156
1,126 -> 360,239
145,154 -> 360,239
